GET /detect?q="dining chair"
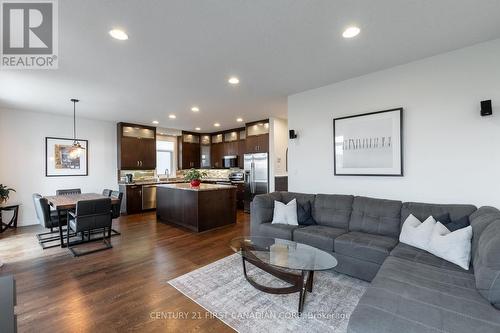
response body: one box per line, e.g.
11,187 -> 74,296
33,193 -> 71,249
109,190 -> 123,236
110,191 -> 123,219
66,198 -> 113,256
102,189 -> 112,197
56,188 -> 82,195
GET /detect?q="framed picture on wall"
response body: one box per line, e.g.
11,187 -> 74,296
333,108 -> 403,176
45,137 -> 88,177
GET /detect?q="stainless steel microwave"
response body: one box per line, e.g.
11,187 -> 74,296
223,155 -> 238,168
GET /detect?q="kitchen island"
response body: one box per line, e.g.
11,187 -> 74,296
156,183 -> 237,232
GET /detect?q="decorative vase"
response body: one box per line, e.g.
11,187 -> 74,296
190,179 -> 201,187
0,197 -> 6,205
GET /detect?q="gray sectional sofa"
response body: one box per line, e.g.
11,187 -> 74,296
250,192 -> 500,333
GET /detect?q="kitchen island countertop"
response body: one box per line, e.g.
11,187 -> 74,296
157,183 -> 236,191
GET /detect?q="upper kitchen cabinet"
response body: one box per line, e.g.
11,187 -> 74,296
200,135 -> 211,168
178,132 -> 201,169
238,129 -> 246,168
117,123 -> 157,170
223,130 -> 240,156
245,120 -> 269,153
210,134 -> 223,168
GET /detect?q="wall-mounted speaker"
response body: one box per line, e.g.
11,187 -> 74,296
481,100 -> 492,116
289,129 -> 298,139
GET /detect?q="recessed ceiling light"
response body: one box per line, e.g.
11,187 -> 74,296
109,29 -> 128,41
214,123 -> 221,127
236,118 -> 243,122
191,106 -> 200,112
195,127 -> 201,131
152,120 -> 159,125
342,26 -> 360,38
228,77 -> 240,85
169,114 -> 176,119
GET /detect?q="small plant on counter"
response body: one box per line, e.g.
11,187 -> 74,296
184,169 -> 207,187
0,184 -> 16,204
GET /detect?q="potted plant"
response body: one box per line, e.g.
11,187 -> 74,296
0,184 -> 16,204
184,169 -> 207,187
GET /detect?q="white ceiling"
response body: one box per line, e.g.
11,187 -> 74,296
2,0 -> 500,131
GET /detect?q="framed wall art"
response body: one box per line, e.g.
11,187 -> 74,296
333,108 -> 403,176
45,137 -> 88,177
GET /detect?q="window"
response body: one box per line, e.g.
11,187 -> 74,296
156,140 -> 174,176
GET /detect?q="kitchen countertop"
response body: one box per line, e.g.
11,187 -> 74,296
119,178 -> 242,186
157,183 -> 237,191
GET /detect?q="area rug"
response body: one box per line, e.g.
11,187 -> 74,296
168,254 -> 369,333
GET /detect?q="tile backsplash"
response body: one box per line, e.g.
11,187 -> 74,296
119,170 -> 156,181
176,169 -> 234,179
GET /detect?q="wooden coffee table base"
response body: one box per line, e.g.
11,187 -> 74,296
241,253 -> 314,314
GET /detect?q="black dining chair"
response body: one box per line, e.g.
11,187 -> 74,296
66,198 -> 113,256
56,188 -> 81,195
109,190 -> 123,236
33,193 -> 71,249
110,191 -> 123,219
102,189 -> 112,197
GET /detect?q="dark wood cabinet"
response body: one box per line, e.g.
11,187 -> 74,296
138,138 -> 157,169
119,185 -> 143,215
222,141 -> 236,156
117,123 -> 156,170
236,183 -> 245,209
238,140 -> 246,168
258,133 -> 269,153
157,185 -> 236,232
245,133 -> 269,153
180,142 -> 200,169
178,132 -> 201,169
275,176 -> 288,192
211,142 -> 223,168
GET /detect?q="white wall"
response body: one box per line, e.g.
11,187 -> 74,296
269,117 -> 288,192
288,39 -> 500,208
0,108 -> 117,226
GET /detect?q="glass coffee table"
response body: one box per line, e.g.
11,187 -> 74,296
230,236 -> 338,314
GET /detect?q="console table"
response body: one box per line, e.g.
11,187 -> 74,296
0,203 -> 20,233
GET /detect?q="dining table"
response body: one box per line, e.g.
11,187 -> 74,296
44,193 -> 120,248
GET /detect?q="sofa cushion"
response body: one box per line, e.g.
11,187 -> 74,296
401,201 -> 476,227
469,206 -> 500,265
258,222 -> 301,240
292,225 -> 346,252
312,194 -> 353,229
390,243 -> 472,273
334,231 -> 398,265
349,196 -> 402,238
474,221 -> 500,309
348,256 -> 500,333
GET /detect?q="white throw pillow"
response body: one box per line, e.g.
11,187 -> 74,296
271,199 -> 298,226
399,214 -> 436,251
427,222 -> 472,270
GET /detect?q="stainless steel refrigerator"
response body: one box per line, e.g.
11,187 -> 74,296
244,153 -> 269,212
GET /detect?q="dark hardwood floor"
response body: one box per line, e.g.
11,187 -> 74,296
0,211 -> 250,333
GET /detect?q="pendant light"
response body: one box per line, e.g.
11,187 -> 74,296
71,98 -> 85,150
